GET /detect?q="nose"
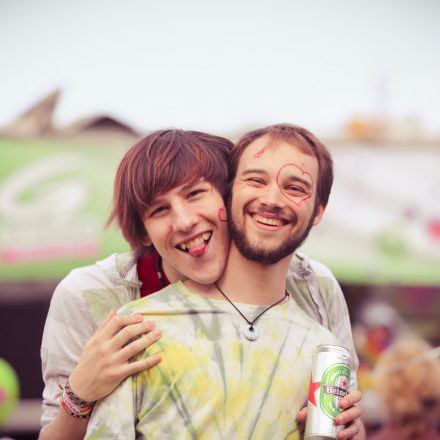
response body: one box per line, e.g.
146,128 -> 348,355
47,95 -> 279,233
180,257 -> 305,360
259,182 -> 286,210
171,201 -> 198,233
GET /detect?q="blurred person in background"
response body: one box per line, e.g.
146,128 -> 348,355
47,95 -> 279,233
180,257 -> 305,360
355,300 -> 408,374
40,127 -> 363,440
352,300 -> 410,426
369,338 -> 440,440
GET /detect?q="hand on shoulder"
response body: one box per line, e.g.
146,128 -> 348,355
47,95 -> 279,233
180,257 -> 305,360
68,309 -> 162,402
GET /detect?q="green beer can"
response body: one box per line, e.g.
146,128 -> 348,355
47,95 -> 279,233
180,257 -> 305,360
304,344 -> 351,440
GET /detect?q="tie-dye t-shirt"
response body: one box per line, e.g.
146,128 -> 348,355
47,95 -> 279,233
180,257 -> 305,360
86,281 -> 339,440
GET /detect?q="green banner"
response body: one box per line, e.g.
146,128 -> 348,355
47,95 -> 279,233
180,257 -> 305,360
0,137 -> 131,280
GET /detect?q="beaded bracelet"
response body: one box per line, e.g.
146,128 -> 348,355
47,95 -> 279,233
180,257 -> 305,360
57,381 -> 95,419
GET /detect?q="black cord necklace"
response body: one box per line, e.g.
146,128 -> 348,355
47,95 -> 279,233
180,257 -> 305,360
214,282 -> 289,341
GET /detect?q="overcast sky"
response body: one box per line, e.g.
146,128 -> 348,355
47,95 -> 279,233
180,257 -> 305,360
1,0 -> 439,136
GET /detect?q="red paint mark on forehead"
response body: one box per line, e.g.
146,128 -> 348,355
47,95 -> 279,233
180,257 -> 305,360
254,147 -> 265,158
218,207 -> 227,222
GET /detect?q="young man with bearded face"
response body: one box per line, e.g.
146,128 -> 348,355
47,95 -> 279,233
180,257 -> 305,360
84,124 -> 364,440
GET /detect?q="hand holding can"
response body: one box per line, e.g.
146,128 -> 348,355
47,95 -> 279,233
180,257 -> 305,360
305,344 -> 351,440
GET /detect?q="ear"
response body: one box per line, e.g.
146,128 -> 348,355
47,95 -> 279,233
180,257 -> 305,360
312,204 -> 326,226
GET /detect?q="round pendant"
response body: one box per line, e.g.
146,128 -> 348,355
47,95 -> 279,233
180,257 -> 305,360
243,324 -> 259,341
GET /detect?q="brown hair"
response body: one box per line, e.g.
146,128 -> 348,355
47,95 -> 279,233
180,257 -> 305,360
228,123 -> 334,208
108,129 -> 233,255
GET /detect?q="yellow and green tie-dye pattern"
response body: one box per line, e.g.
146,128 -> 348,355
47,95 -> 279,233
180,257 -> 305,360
86,281 -> 339,439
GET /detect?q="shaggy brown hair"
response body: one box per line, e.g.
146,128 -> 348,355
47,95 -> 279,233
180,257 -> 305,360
108,129 -> 233,255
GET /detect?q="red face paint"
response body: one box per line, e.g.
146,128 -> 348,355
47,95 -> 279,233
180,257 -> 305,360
218,207 -> 227,222
254,147 -> 265,158
276,163 -> 313,206
428,219 -> 440,240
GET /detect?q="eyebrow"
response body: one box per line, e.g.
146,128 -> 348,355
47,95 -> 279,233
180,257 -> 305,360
241,168 -> 312,190
241,168 -> 267,177
179,180 -> 208,193
148,180 -> 207,206
146,197 -> 165,208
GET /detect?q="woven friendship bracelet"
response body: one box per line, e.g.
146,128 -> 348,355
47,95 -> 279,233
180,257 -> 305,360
57,381 -> 95,419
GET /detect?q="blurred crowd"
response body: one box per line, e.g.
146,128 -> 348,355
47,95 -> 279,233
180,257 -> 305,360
353,300 -> 440,439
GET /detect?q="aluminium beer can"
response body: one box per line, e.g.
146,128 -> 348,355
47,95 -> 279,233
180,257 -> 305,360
304,344 -> 351,440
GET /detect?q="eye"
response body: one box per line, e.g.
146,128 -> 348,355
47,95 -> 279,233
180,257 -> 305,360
285,185 -> 308,195
149,205 -> 169,217
246,177 -> 265,185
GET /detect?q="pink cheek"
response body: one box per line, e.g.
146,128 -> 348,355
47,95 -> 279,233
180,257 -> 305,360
218,207 -> 227,222
286,195 -> 312,207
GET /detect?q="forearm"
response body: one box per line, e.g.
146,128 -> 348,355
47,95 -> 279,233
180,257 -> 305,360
39,409 -> 88,440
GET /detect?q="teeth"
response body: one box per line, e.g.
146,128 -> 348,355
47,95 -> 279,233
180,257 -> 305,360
255,215 -> 283,226
179,232 -> 211,250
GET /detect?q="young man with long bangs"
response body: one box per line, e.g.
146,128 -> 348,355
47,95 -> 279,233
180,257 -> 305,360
40,130 -> 233,439
83,124 -> 364,439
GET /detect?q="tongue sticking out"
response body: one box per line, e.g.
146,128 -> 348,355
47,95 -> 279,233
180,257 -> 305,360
188,243 -> 207,257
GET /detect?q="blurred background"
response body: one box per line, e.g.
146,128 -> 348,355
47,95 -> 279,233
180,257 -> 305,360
0,0 -> 439,438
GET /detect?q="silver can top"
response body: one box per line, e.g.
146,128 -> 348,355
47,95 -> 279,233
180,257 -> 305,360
316,344 -> 350,358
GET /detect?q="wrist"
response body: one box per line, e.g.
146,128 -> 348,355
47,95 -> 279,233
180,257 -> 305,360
58,380 -> 96,419
68,371 -> 94,402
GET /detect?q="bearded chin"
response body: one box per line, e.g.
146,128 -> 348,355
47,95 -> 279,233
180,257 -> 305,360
228,211 -> 315,265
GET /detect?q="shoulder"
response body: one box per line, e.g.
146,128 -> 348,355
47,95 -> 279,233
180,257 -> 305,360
118,282 -> 183,316
306,257 -> 336,280
292,252 -> 338,282
291,253 -> 342,300
50,252 -> 137,322
286,253 -> 343,320
52,254 -> 116,300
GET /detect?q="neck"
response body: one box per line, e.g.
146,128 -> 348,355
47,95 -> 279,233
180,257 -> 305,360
161,257 -> 183,284
215,241 -> 291,305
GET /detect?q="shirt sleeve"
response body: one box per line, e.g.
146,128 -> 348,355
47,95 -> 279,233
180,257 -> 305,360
314,265 -> 360,390
40,270 -> 97,429
286,255 -> 359,391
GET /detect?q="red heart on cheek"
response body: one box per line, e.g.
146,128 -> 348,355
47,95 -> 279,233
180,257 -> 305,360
218,207 -> 227,222
276,163 -> 313,206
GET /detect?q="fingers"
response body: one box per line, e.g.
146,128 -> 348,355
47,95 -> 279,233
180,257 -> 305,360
335,405 -> 362,426
123,354 -> 162,377
110,318 -> 156,349
99,313 -> 145,338
296,407 -> 307,423
97,309 -> 117,331
117,329 -> 162,361
338,390 -> 362,410
337,418 -> 361,440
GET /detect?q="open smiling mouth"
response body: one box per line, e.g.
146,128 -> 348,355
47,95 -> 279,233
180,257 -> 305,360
176,231 -> 212,256
254,214 -> 286,227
